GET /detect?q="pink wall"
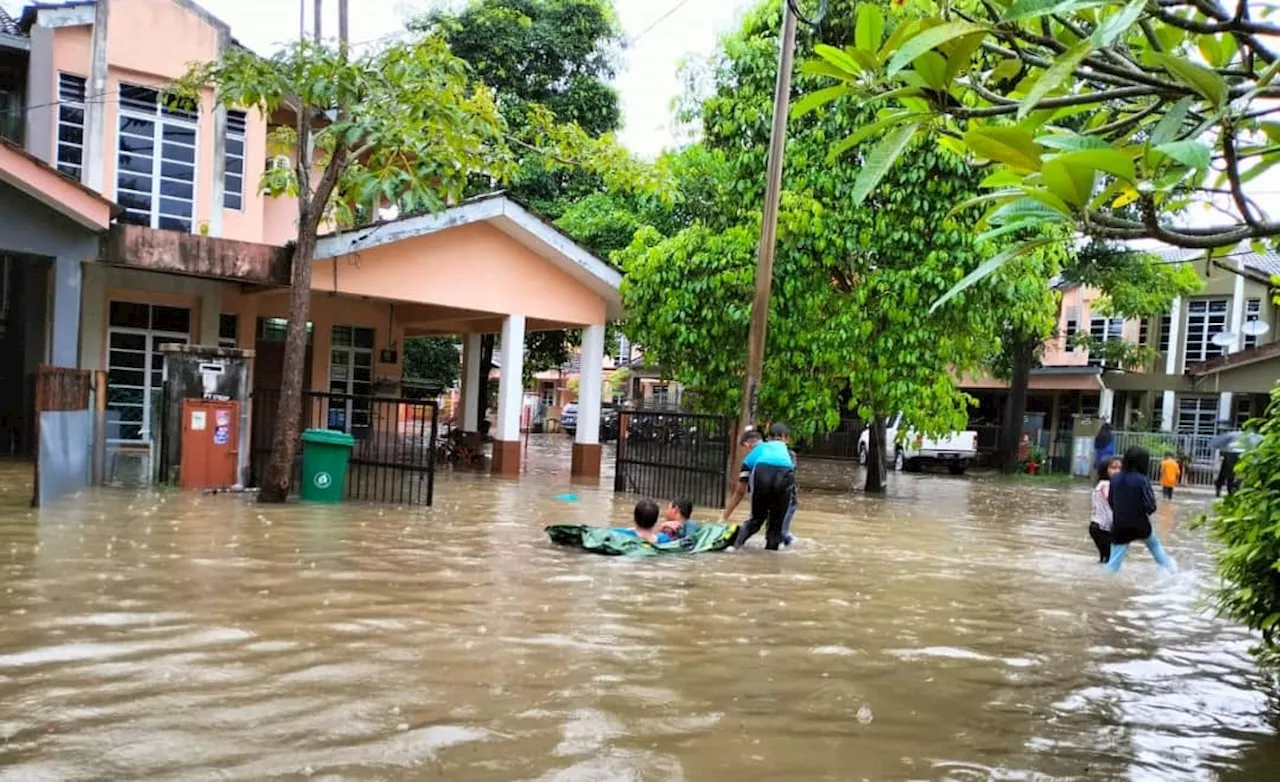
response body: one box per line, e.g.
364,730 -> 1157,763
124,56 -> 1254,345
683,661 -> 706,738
313,222 -> 609,326
1042,285 -> 1142,368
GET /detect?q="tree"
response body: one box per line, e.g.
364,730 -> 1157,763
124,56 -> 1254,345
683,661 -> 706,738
618,0 -> 1038,493
800,0 -> 1280,301
175,35 -> 511,502
403,337 -> 461,387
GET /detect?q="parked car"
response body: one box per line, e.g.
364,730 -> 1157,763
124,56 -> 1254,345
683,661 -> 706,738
560,403 -> 619,441
858,413 -> 979,475
560,403 -> 578,435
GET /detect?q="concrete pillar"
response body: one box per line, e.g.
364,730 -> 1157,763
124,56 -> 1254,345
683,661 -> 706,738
1123,392 -> 1135,429
1161,390 -> 1176,432
1164,296 -> 1183,375
460,332 -> 482,432
1228,257 -> 1247,354
572,323 -> 605,479
1218,392 -> 1234,425
49,256 -> 82,368
82,1 -> 109,192
1099,388 -> 1115,423
492,315 -> 524,477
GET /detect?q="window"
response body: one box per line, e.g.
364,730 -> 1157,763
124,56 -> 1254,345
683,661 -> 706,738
328,326 -> 375,433
1244,298 -> 1263,350
1176,395 -> 1218,436
115,82 -> 198,232
218,313 -> 238,349
1158,313 -> 1172,353
1064,319 -> 1078,352
224,110 -> 246,210
651,384 -> 671,409
540,383 -> 556,407
1138,317 -> 1149,346
1183,298 -> 1230,369
56,74 -> 86,179
1234,396 -> 1255,428
1087,316 -> 1124,367
256,316 -> 313,343
615,335 -> 631,366
106,301 -> 191,442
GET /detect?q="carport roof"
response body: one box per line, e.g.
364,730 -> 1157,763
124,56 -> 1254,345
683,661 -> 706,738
0,138 -> 119,231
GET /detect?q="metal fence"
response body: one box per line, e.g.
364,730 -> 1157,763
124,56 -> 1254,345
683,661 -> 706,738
793,419 -> 864,460
251,389 -> 439,505
1110,429 -> 1218,488
614,409 -> 735,509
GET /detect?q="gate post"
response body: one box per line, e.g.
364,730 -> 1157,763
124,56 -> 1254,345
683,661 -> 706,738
614,409 -> 629,493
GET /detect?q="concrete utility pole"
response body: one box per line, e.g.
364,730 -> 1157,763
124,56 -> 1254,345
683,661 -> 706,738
736,0 -> 798,436
313,0 -> 323,41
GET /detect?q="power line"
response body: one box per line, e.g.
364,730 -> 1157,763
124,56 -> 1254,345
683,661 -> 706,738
629,0 -> 695,45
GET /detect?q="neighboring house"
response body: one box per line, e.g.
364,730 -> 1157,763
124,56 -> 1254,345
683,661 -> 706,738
0,0 -> 620,483
962,247 -> 1278,449
528,335 -> 685,418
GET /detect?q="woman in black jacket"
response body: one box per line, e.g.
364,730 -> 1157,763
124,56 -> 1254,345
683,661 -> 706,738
1104,446 -> 1176,573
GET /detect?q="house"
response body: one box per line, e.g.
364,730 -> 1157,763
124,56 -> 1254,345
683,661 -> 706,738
961,247 -> 1278,455
527,335 -> 685,422
0,0 -> 619,491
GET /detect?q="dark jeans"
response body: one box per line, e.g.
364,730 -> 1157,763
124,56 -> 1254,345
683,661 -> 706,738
740,465 -> 795,551
1162,486 -> 1174,500
1088,522 -> 1111,563
1216,452 -> 1240,496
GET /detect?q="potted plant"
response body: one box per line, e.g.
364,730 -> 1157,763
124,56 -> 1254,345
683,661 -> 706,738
1024,444 -> 1048,475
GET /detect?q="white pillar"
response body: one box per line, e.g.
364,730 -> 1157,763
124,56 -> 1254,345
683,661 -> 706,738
50,256 -> 82,368
1164,296 -> 1183,375
576,324 -> 605,446
1099,388 -> 1115,423
82,1 -> 109,192
1218,392 -> 1234,425
1228,258 -> 1247,354
495,315 -> 525,442
460,332 -> 482,432
1161,390 -> 1176,432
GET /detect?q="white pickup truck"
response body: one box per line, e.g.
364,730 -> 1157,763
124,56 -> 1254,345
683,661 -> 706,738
858,413 -> 979,475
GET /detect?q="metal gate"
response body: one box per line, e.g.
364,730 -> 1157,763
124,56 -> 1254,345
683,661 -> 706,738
614,409 -> 735,509
32,365 -> 97,506
251,390 -> 439,505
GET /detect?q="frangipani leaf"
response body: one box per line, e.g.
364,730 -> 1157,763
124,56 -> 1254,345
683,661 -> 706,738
931,238 -> 1058,312
963,126 -> 1044,172
850,122 -> 919,206
886,22 -> 987,76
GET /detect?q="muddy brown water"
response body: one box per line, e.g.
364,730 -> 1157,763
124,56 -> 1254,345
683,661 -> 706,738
1,444 -> 1278,781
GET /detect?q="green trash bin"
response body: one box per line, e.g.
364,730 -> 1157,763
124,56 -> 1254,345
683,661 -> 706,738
300,428 -> 356,502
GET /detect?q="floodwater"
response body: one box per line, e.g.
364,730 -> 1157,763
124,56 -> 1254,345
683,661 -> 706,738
1,443 -> 1278,781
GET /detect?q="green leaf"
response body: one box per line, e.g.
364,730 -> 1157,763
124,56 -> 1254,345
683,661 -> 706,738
1041,157 -> 1096,207
914,50 -> 947,90
886,21 -> 987,76
963,127 -> 1044,172
826,112 -> 924,163
990,58 -> 1022,83
944,189 -> 1023,219
1153,53 -> 1228,107
1054,147 -> 1136,181
991,192 -> 1073,222
1092,0 -> 1146,46
943,33 -> 987,83
850,123 -> 919,206
1149,96 -> 1194,146
980,170 -> 1023,188
1004,0 -> 1106,21
855,4 -> 884,53
1154,140 -> 1212,171
799,59 -> 856,82
791,85 -> 848,120
1019,41 -> 1092,119
1036,133 -> 1113,152
1261,122 -> 1280,145
931,238 -> 1058,312
813,44 -> 862,77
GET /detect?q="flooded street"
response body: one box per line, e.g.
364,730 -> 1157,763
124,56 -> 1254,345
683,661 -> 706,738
1,445 -> 1277,781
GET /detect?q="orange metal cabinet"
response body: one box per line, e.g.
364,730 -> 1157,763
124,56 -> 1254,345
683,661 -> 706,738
180,400 -> 239,490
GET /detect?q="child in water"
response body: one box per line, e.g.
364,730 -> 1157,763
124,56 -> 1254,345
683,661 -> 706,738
613,499 -> 672,545
1105,446 -> 1175,573
1159,451 -> 1181,500
658,498 -> 698,540
1089,456 -> 1121,563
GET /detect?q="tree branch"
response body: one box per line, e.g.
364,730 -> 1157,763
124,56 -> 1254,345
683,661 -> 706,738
949,85 -> 1166,118
1221,124 -> 1262,227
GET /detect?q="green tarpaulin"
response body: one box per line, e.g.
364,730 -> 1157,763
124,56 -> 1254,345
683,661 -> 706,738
545,523 -> 739,556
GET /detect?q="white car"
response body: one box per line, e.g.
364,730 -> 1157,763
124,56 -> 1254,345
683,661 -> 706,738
858,413 -> 979,475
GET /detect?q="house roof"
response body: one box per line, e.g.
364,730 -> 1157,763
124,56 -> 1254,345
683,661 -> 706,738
20,1 -> 232,38
1186,339 -> 1280,377
314,192 -> 624,320
1160,245 -> 1280,283
0,136 -> 120,230
1,6 -> 21,36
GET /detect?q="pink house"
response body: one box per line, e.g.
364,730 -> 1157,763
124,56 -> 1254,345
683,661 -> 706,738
0,0 -> 619,488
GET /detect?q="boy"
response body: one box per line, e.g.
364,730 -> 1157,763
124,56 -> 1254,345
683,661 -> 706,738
658,498 -> 698,540
613,499 -> 671,545
723,426 -> 796,550
1159,451 -> 1180,500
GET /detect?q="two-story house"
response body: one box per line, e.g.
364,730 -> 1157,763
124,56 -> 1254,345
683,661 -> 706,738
0,0 -> 622,488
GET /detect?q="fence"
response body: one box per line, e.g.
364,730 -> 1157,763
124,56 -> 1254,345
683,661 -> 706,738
251,389 -> 439,505
32,366 -> 97,506
793,419 -> 864,460
614,409 -> 735,509
1110,429 -> 1219,488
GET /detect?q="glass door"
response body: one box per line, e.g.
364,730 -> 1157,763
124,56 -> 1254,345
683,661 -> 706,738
328,326 -> 374,435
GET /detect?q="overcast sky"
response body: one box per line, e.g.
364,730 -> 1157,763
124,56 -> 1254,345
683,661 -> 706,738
0,0 -> 756,157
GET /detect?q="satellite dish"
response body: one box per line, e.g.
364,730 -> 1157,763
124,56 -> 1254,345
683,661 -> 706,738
1211,331 -> 1237,348
1242,319 -> 1270,337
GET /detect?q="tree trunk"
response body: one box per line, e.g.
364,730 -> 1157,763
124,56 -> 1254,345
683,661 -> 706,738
864,415 -> 888,493
476,333 -> 495,433
998,338 -> 1036,474
259,228 -> 319,502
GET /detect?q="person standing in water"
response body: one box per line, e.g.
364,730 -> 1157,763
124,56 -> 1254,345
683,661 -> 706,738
1158,451 -> 1181,501
1105,446 -> 1175,573
1089,457 -> 1121,563
1094,422 -> 1115,468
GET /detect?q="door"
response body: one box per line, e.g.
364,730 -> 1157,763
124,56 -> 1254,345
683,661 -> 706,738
180,399 -> 239,490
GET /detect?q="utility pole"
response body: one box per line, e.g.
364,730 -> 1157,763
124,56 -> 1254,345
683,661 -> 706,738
736,0 -> 798,436
313,0 -> 323,41
338,0 -> 349,54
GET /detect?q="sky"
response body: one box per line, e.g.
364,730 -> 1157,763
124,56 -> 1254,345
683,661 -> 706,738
0,0 -> 756,157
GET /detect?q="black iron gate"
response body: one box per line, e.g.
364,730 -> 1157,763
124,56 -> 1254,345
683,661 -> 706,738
614,410 -> 735,509
251,390 -> 438,505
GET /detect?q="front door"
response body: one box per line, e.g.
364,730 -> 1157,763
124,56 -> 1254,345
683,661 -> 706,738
180,399 -> 239,490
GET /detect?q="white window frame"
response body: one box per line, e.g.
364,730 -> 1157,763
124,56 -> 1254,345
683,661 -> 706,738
1176,395 -> 1219,437
1183,298 -> 1230,370
327,326 -> 375,434
106,304 -> 191,444
113,82 -> 200,232
540,383 -> 556,407
1086,315 -> 1124,367
1243,298 -> 1263,350
224,110 -> 247,210
56,73 -> 86,180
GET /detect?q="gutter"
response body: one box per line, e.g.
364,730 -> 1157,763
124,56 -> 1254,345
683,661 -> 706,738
0,33 -> 29,51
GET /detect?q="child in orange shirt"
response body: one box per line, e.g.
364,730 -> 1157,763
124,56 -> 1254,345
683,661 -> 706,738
1158,451 -> 1181,500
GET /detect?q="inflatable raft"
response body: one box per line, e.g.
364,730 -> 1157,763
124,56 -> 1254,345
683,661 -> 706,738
545,522 -> 739,556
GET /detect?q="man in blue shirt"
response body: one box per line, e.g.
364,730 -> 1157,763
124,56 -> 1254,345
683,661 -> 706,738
731,424 -> 796,551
